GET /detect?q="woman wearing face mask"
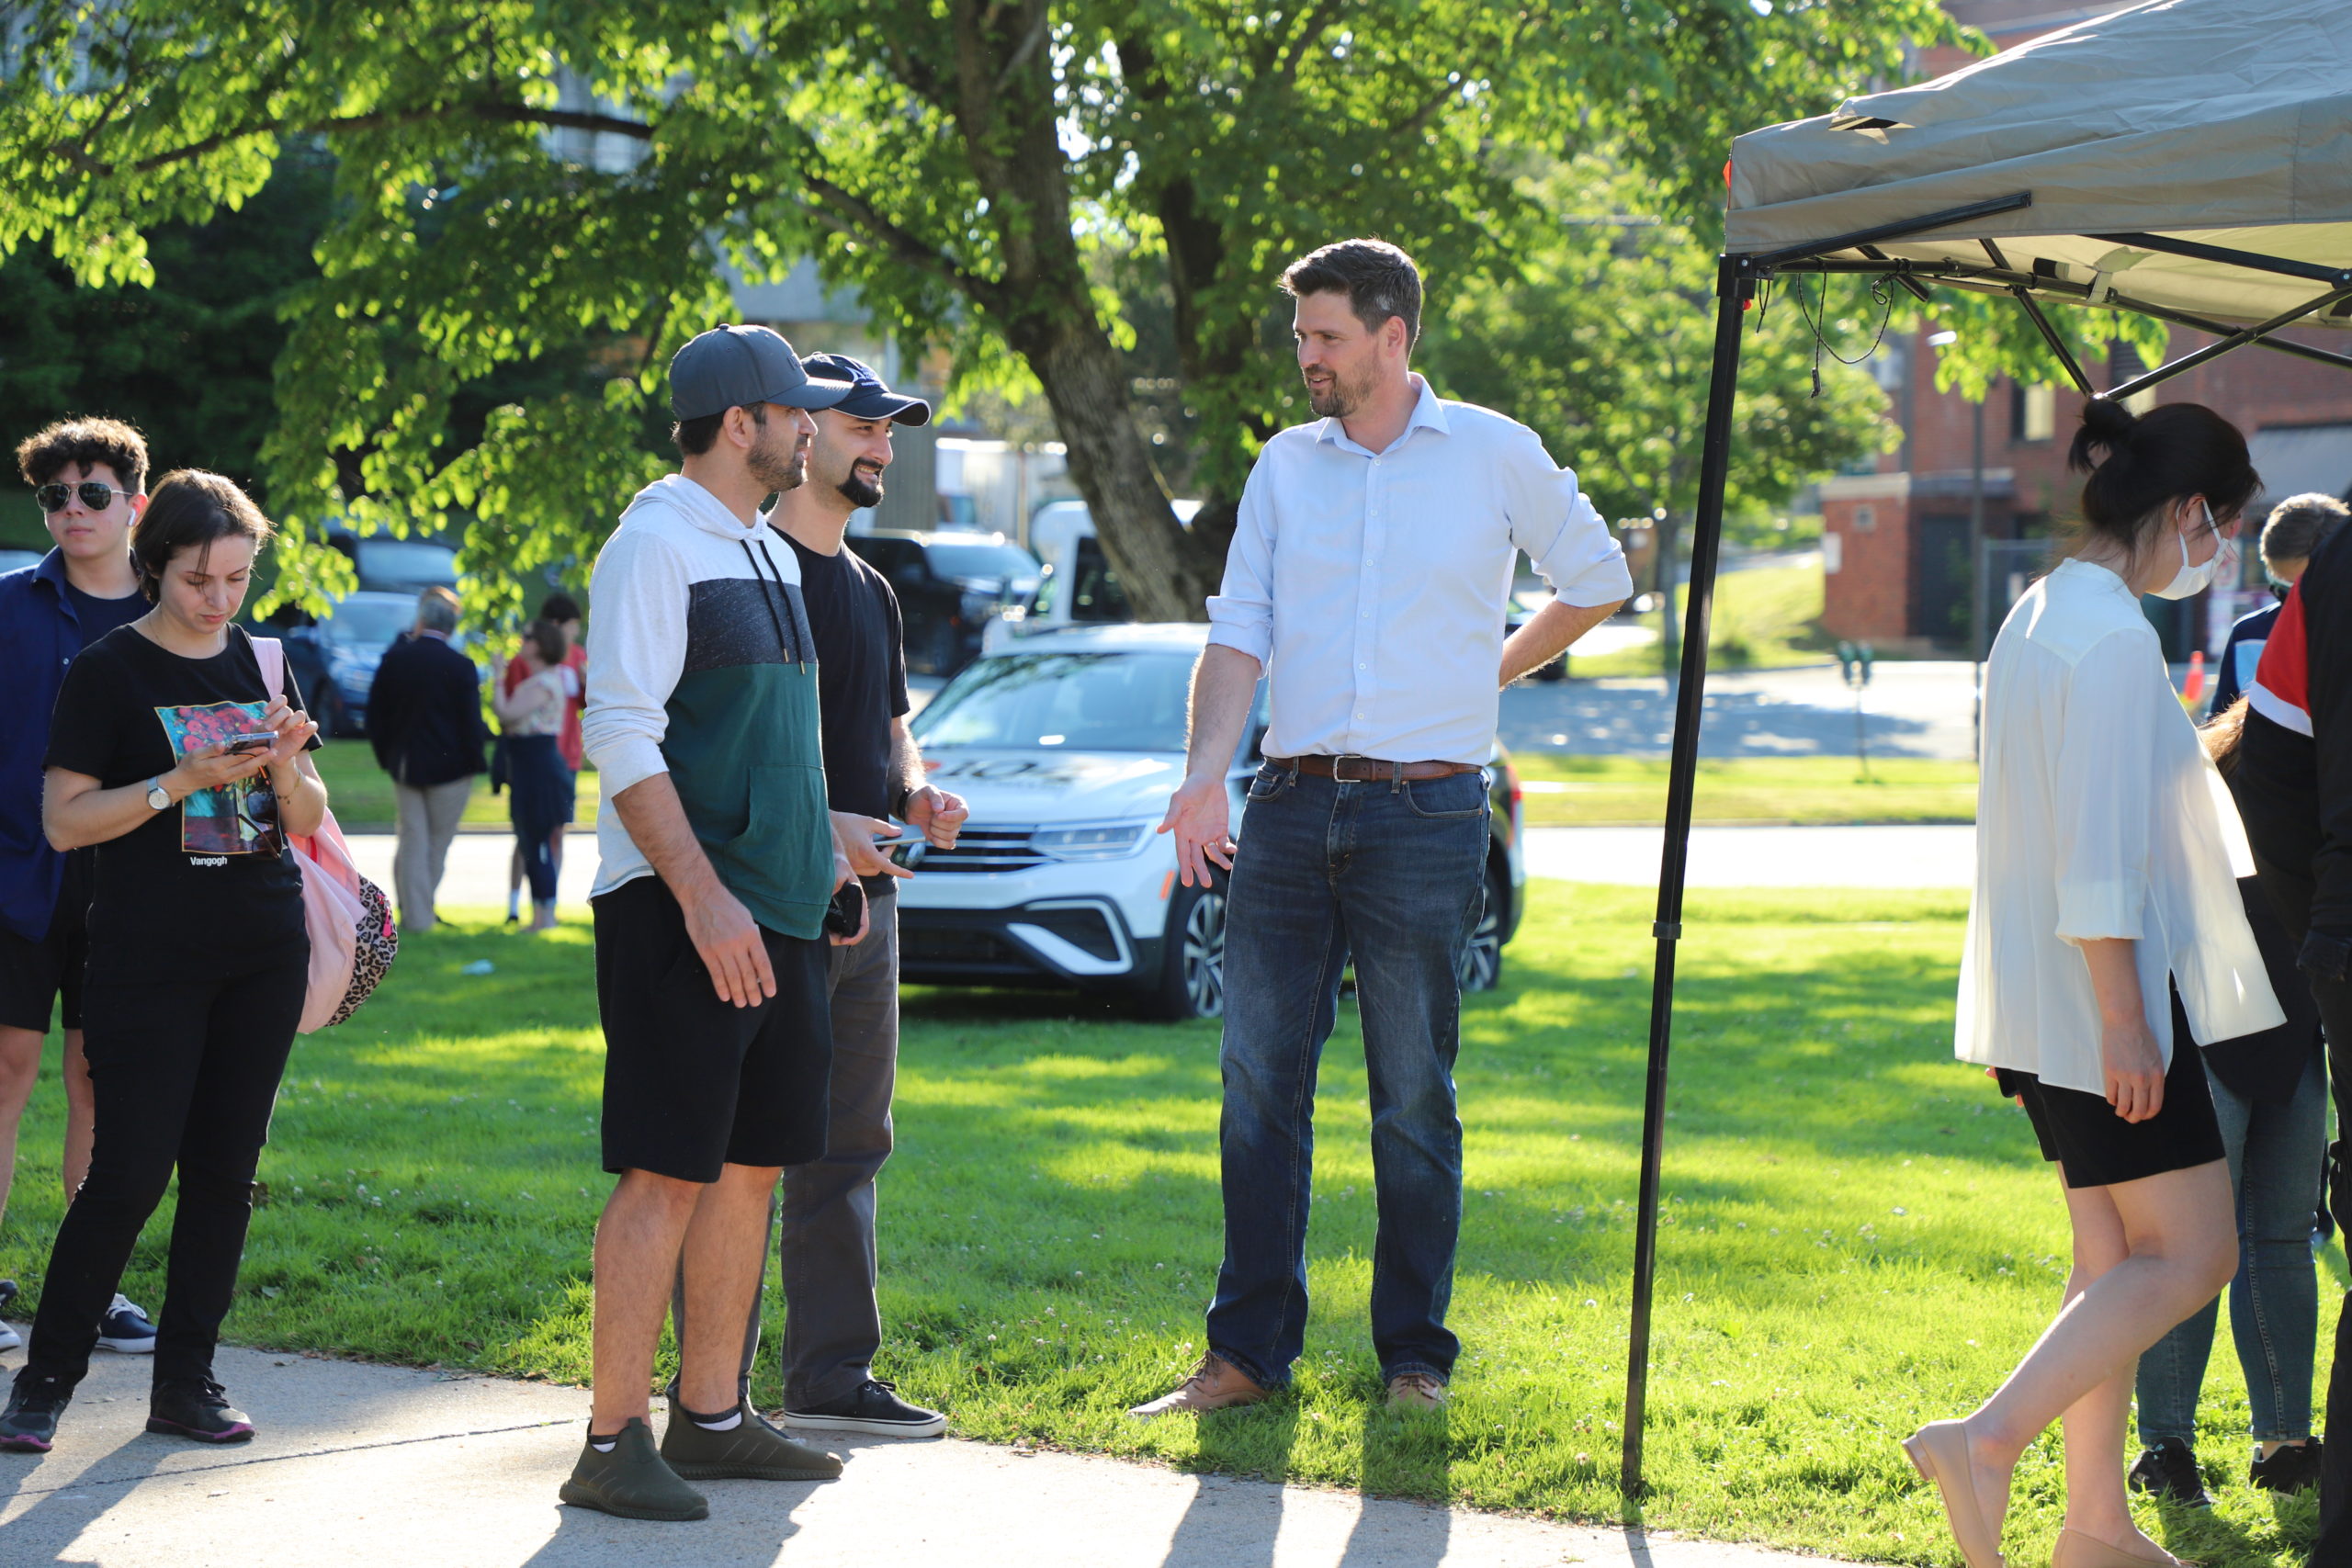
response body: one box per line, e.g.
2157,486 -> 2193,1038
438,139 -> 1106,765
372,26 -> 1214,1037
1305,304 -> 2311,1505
1905,399 -> 2282,1568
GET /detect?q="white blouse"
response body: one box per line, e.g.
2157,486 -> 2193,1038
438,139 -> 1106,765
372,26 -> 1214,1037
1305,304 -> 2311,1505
1956,558 -> 2281,1095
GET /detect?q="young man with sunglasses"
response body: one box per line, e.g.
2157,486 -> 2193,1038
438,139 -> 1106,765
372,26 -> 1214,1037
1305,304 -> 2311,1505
0,418 -> 162,1356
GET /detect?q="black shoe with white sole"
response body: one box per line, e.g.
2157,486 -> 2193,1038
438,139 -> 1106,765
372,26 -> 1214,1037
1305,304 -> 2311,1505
783,1379 -> 944,1438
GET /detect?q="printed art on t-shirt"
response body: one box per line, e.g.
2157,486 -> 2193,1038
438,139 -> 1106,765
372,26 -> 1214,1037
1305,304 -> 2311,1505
153,702 -> 280,855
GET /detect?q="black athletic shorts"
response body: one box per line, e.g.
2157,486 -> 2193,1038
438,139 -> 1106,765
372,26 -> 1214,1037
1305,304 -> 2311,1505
1994,992 -> 2225,1190
0,852 -> 94,1034
593,874 -> 832,1181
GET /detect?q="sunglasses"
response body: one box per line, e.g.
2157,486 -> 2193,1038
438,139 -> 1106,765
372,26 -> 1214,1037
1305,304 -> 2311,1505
36,481 -> 132,513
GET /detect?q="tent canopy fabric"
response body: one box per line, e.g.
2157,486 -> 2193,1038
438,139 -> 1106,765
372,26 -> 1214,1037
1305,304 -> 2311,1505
1724,0 -> 2352,330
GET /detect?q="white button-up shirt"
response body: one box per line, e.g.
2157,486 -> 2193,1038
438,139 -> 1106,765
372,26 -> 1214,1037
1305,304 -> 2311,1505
1205,377 -> 1634,764
1957,558 -> 2281,1094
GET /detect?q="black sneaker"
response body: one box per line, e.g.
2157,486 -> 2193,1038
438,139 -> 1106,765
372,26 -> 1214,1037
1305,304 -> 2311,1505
147,1378 -> 254,1443
2250,1437 -> 2324,1495
2129,1437 -> 2215,1508
660,1397 -> 842,1481
0,1371 -> 69,1453
560,1416 -> 707,1521
782,1378 -> 945,1439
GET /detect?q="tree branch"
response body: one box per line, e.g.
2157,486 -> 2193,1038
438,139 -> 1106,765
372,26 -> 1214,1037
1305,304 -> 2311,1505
50,100 -> 653,179
1272,0 -> 1346,87
800,171 -> 1007,317
993,0 -> 1051,98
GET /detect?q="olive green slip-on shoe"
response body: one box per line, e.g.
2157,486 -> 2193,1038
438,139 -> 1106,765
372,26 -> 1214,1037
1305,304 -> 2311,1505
559,1417 -> 709,1522
660,1400 -> 844,1482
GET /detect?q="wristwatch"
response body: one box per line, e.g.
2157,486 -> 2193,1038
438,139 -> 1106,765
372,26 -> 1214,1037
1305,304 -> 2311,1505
146,776 -> 171,811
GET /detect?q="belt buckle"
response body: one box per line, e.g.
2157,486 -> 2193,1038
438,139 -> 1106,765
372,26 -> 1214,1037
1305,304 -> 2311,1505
1332,753 -> 1378,782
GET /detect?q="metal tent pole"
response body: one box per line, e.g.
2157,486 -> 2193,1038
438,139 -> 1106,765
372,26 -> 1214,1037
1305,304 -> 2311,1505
1622,254 -> 1755,1497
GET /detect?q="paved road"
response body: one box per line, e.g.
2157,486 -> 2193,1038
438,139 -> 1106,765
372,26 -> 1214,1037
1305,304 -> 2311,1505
1521,824 -> 1974,889
1500,661 -> 1978,761
0,1341 -> 1870,1568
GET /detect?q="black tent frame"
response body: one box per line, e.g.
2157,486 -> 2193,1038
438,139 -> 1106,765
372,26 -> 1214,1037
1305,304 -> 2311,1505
1620,190 -> 2352,1495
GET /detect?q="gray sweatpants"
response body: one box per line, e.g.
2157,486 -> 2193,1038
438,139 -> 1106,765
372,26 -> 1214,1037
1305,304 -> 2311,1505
670,882 -> 899,1409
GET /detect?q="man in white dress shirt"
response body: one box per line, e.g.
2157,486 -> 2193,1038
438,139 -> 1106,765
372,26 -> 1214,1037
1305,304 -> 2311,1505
1136,239 -> 1633,1416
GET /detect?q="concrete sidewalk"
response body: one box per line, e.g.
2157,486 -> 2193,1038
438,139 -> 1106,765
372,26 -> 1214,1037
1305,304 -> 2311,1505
0,1340 -> 1866,1568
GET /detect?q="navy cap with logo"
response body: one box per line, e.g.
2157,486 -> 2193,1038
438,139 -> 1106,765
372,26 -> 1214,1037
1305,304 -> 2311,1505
669,324 -> 855,420
799,352 -> 933,427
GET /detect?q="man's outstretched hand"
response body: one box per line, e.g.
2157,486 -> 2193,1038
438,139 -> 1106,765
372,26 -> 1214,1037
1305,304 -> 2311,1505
1157,773 -> 1235,888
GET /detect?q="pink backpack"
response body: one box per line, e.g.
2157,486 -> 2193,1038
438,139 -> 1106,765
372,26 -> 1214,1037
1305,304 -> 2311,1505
254,637 -> 399,1032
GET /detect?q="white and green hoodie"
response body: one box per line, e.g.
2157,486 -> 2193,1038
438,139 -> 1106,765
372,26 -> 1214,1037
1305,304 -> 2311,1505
582,474 -> 832,940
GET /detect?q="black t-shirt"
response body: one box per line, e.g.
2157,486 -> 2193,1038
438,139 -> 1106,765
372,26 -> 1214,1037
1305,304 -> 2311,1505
788,535 -> 910,818
44,624 -> 318,981
62,581 -> 148,650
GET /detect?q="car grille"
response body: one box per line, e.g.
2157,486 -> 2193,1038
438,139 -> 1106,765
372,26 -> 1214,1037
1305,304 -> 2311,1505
905,827 -> 1045,874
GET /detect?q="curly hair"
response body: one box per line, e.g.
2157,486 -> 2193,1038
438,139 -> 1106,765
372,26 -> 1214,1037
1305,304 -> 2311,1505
16,415 -> 150,493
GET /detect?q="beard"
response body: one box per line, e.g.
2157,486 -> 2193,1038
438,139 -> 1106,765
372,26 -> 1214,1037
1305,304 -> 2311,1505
747,416 -> 809,492
1304,361 -> 1374,419
835,461 -> 885,511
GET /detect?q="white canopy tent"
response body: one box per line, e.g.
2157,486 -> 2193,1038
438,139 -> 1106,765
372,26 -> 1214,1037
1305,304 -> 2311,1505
1621,0 -> 2352,1495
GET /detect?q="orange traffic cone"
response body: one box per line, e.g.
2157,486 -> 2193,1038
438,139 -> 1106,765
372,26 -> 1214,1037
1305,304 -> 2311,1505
2186,649 -> 2206,705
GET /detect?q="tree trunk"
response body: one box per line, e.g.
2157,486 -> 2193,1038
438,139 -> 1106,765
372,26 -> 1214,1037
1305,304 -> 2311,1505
1006,307 -> 1226,623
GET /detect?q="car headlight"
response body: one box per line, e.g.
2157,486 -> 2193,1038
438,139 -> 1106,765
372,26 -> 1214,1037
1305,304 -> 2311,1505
1031,821 -> 1151,861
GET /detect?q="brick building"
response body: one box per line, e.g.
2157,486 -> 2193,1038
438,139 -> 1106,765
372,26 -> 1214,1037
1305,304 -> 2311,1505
1816,1 -> 2352,656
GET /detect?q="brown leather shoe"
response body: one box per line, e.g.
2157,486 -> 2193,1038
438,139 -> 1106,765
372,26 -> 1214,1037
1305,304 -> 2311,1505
1127,1353 -> 1266,1418
1387,1372 -> 1448,1411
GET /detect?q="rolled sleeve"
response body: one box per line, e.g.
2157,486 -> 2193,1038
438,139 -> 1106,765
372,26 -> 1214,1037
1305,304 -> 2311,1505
1204,461 -> 1276,664
1503,434 -> 1634,608
2052,629 -> 2155,944
580,527 -> 687,797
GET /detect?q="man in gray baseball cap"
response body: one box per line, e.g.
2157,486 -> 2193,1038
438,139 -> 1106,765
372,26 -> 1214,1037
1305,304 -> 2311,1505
669,324 -> 855,421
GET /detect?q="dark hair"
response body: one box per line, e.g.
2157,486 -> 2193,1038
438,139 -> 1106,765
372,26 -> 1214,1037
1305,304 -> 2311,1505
1281,238 -> 1423,346
672,401 -> 766,458
131,470 -> 274,604
17,415 -> 149,493
539,592 -> 582,624
521,617 -> 567,667
2068,400 -> 2260,560
2260,492 -> 2349,578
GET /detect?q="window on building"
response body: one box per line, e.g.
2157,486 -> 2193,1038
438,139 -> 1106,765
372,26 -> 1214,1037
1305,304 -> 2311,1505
2012,383 -> 2056,443
1853,504 -> 1877,533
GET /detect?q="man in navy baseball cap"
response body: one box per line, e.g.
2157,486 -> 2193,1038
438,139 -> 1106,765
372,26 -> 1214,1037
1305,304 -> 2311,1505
668,324 -> 854,420
798,353 -> 932,428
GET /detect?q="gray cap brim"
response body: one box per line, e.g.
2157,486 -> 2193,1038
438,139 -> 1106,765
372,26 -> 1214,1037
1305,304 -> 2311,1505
772,377 -> 856,411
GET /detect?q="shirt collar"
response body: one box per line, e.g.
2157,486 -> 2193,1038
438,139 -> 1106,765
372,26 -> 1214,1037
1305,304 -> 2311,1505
1314,375 -> 1451,453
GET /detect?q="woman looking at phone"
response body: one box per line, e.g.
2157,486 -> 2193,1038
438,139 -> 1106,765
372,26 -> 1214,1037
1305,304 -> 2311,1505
1906,400 -> 2282,1568
0,470 -> 323,1453
491,618 -> 580,933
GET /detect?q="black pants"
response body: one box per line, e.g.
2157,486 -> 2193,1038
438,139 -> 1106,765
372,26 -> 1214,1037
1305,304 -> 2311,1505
506,734 -> 566,903
2291,969 -> 2352,1564
22,953 -> 307,1393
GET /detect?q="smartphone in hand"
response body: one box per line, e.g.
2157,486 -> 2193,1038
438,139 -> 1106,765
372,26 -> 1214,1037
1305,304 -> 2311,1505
225,732 -> 278,754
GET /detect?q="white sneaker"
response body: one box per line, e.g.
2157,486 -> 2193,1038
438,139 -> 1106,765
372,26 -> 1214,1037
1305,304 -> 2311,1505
0,1322 -> 20,1352
96,1292 -> 156,1353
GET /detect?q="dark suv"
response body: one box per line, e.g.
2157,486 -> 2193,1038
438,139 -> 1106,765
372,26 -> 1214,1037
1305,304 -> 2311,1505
853,530 -> 1041,677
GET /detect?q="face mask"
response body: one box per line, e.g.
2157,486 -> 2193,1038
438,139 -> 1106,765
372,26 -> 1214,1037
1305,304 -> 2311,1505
2150,501 -> 2237,600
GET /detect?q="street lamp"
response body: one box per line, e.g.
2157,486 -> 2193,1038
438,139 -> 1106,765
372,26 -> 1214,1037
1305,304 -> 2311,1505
1927,331 -> 1987,760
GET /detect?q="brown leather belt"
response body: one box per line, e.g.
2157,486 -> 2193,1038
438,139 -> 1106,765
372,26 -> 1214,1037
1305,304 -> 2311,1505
1272,754 -> 1483,782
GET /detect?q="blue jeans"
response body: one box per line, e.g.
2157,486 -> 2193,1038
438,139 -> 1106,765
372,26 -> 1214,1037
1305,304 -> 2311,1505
2135,1047 -> 2326,1445
1204,761 -> 1490,1390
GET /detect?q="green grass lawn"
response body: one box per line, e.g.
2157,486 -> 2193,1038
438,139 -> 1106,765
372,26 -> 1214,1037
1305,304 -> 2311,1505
1573,561 -> 1829,679
1511,755 -> 1979,827
307,740 -> 602,833
0,886 -> 2316,1565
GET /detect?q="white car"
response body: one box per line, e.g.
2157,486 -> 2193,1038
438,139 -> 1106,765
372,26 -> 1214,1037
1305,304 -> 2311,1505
895,623 -> 1528,1019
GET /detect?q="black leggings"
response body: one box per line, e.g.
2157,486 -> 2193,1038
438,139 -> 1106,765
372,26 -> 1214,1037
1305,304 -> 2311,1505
24,953 -> 306,1393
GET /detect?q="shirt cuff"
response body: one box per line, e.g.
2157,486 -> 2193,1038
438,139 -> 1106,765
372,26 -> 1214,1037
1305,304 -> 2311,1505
1204,603 -> 1272,665
1548,552 -> 1636,609
588,736 -> 669,798
2054,879 -> 2145,944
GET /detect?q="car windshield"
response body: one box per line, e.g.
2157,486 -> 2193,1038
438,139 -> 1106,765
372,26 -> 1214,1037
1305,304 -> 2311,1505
322,598 -> 413,648
916,651 -> 1193,753
925,542 -> 1037,583
354,539 -> 458,587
